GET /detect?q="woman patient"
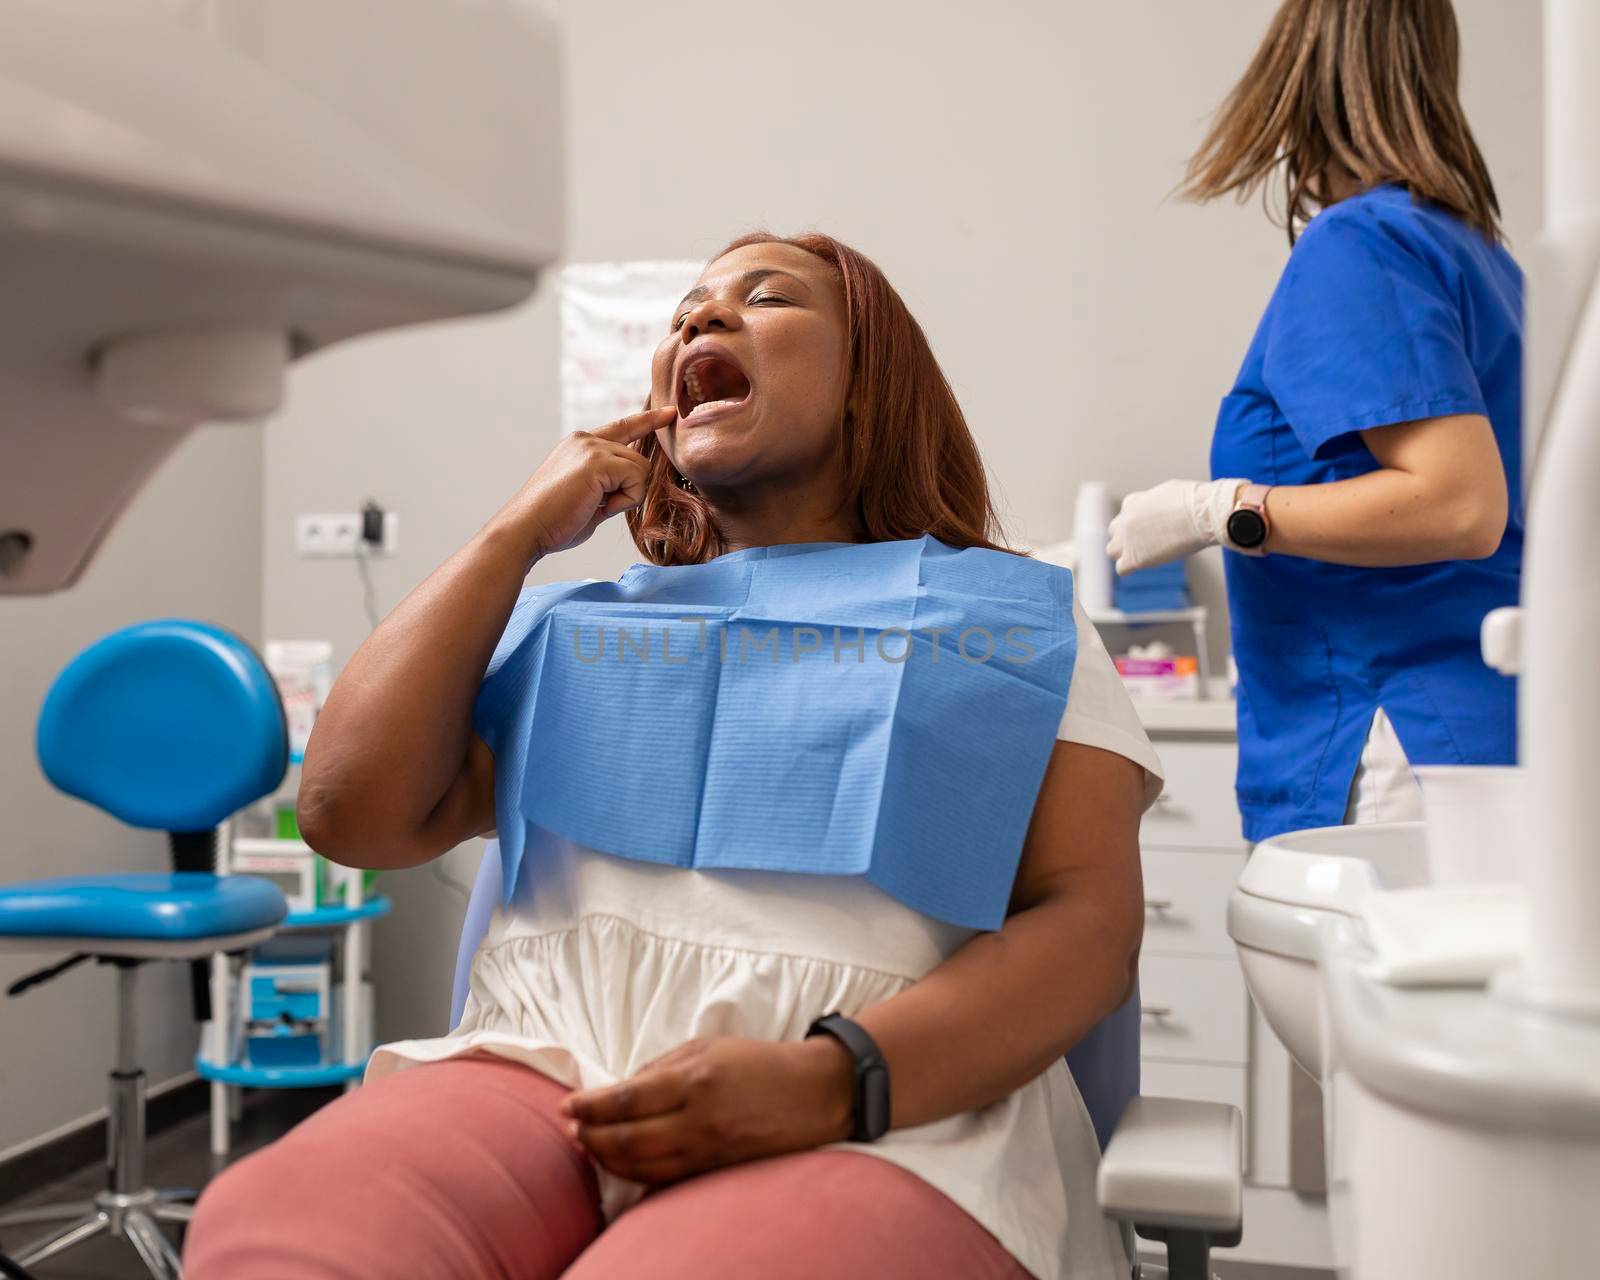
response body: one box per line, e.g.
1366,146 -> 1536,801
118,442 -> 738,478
185,233 -> 1164,1280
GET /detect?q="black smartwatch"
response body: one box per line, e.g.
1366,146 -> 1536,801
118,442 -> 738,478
806,1012 -> 891,1142
1224,482 -> 1272,553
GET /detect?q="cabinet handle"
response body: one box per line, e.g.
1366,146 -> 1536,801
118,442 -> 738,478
1141,1004 -> 1173,1019
1144,898 -> 1173,911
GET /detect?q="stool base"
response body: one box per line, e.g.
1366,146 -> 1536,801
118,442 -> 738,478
0,1187 -> 192,1278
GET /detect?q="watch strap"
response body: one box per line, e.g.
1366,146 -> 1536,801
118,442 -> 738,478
806,1013 -> 891,1142
1236,482 -> 1272,511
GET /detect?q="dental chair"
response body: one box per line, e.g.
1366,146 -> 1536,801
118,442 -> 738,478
450,845 -> 1244,1280
0,621 -> 291,1279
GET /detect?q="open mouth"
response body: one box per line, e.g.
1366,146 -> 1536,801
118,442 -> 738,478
676,352 -> 753,423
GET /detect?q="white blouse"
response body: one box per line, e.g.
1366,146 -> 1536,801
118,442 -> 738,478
369,600 -> 1164,1280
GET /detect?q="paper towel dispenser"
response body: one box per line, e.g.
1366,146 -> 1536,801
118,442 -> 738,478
0,0 -> 563,593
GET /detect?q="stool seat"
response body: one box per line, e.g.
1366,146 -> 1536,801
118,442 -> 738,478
0,872 -> 287,943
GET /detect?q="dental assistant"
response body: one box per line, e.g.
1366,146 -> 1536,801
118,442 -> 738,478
1107,0 -> 1522,840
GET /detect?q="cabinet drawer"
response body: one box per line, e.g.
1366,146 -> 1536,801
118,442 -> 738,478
1140,739 -> 1242,849
1141,847 -> 1246,957
1137,954 -> 1248,1066
1139,1059 -> 1247,1116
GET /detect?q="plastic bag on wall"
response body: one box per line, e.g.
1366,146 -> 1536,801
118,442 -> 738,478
560,260 -> 703,434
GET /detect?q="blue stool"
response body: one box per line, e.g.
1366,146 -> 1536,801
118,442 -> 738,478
0,621 -> 290,1279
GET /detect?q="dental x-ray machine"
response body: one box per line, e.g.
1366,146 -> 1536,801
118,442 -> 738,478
0,0 -> 563,594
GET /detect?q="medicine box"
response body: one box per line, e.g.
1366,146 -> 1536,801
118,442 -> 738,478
241,946 -> 332,1070
1114,653 -> 1200,700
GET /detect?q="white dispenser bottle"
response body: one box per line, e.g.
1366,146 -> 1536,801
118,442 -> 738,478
1073,481 -> 1115,613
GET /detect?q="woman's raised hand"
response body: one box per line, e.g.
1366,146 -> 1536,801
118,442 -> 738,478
497,406 -> 677,566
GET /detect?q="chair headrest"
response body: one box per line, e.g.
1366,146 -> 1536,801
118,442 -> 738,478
37,620 -> 288,831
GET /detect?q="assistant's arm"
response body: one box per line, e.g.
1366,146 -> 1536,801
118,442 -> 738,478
1110,412 -> 1508,575
1255,412 -> 1508,565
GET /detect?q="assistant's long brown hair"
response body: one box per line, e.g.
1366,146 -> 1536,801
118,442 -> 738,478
1181,0 -> 1501,243
624,232 -> 1012,566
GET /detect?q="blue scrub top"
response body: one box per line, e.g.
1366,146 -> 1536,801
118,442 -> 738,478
1210,184 -> 1523,842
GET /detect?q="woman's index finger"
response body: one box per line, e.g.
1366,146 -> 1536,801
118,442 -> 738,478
589,405 -> 677,444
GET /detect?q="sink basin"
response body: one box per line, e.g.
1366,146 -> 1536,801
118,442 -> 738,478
1318,915 -> 1600,1280
1227,822 -> 1429,1077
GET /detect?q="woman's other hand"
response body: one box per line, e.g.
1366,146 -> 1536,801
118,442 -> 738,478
1106,478 -> 1246,574
560,1035 -> 853,1185
495,406 -> 676,567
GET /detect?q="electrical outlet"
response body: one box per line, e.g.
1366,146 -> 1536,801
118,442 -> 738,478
295,512 -> 359,557
295,512 -> 399,558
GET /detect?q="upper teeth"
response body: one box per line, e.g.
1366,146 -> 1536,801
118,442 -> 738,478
686,367 -> 706,405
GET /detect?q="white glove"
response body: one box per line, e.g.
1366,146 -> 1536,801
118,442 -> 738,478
1106,479 -> 1247,574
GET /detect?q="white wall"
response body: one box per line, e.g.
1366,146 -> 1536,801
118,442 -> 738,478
260,0 -> 1543,1043
0,426 -> 262,1158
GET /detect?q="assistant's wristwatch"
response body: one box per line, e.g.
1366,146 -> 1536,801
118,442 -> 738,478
1225,482 -> 1273,554
806,1012 -> 891,1142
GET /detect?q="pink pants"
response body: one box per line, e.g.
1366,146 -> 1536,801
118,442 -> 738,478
184,1055 -> 1032,1279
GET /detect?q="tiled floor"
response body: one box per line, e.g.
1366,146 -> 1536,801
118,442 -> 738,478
0,1088 -> 335,1279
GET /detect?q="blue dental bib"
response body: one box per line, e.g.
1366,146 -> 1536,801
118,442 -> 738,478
472,535 -> 1077,930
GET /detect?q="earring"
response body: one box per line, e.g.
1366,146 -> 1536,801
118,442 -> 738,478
676,473 -> 698,494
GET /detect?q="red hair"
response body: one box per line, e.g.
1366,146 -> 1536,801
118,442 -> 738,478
624,232 -> 1013,565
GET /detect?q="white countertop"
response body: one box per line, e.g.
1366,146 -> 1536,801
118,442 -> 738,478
1131,684 -> 1237,735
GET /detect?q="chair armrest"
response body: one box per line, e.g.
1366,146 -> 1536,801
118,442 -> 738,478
1096,1095 -> 1243,1236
